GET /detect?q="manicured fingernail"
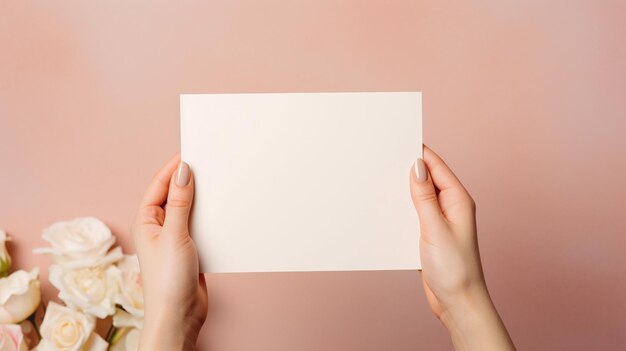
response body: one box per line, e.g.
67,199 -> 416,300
414,158 -> 427,182
176,162 -> 191,186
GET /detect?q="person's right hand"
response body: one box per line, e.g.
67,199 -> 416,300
409,145 -> 515,351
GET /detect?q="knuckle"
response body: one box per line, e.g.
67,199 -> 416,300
142,206 -> 162,219
417,190 -> 438,204
166,197 -> 191,209
133,206 -> 166,231
462,195 -> 476,212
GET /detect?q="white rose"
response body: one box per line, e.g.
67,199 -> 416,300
0,324 -> 28,351
112,309 -> 142,330
35,302 -> 107,351
109,328 -> 140,351
0,230 -> 12,278
48,264 -> 120,319
114,256 -> 143,323
0,269 -> 41,324
33,218 -> 123,268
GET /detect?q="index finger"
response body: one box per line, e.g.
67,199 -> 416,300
139,153 -> 181,208
423,145 -> 470,197
423,145 -> 476,224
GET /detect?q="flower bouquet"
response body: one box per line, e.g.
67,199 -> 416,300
0,217 -> 143,351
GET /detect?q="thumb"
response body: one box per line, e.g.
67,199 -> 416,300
409,158 -> 445,228
163,161 -> 194,235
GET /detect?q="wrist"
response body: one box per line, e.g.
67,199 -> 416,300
140,307 -> 200,351
438,285 -> 515,351
439,284 -> 494,329
140,327 -> 190,351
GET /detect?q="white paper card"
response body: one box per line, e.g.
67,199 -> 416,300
181,92 -> 422,273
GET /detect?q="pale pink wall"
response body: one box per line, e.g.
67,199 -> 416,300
1,1 -> 625,350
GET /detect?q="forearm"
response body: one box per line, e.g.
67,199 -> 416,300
440,287 -> 515,351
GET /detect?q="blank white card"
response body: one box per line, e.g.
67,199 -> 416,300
180,92 -> 422,273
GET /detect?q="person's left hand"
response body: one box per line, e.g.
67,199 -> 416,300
131,154 -> 208,351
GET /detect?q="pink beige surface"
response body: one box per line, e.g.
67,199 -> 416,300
1,1 -> 625,350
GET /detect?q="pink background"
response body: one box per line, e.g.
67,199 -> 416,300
1,1 -> 625,350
